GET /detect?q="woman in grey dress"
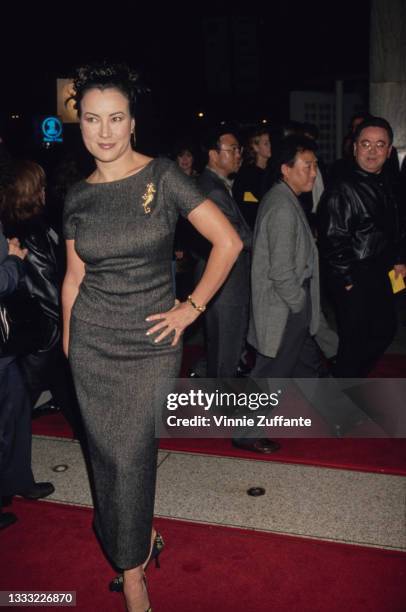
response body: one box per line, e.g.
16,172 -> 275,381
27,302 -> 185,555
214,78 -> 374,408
62,62 -> 242,612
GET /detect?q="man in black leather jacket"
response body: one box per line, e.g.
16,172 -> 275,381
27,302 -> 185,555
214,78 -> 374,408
317,117 -> 406,377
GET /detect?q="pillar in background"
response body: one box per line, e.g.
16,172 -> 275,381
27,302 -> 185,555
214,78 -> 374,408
370,0 -> 406,158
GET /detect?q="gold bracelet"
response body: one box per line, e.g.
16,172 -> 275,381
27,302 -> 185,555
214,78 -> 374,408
187,295 -> 206,313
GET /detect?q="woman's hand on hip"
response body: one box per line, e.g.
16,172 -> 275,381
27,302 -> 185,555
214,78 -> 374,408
146,300 -> 201,346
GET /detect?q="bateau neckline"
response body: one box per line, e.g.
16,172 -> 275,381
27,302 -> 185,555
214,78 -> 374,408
84,158 -> 156,186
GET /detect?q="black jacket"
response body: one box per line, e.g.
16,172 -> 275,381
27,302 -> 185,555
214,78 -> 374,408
317,164 -> 405,287
232,164 -> 266,230
4,217 -> 60,322
1,224 -> 25,366
196,168 -> 252,254
191,168 -> 252,306
0,224 -> 24,298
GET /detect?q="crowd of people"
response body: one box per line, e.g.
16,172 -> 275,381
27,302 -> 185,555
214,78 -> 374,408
1,60 -> 405,612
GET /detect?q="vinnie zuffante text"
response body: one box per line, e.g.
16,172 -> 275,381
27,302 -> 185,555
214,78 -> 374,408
165,389 -> 312,428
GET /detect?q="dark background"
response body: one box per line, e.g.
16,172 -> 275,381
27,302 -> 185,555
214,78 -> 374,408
0,0 -> 371,157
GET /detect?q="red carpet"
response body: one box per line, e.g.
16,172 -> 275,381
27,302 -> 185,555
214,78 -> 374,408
2,498 -> 405,612
32,411 -> 74,438
368,353 -> 406,378
159,437 -> 406,475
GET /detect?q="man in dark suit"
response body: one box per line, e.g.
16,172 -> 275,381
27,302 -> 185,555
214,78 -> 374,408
191,126 -> 279,453
192,127 -> 251,378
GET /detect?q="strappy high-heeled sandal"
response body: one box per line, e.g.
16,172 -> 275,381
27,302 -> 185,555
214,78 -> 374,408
109,533 -> 165,592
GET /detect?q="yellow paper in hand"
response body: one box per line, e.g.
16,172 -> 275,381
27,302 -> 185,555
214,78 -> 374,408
243,192 -> 258,203
388,269 -> 406,293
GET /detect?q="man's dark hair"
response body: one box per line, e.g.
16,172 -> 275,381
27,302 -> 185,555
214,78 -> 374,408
201,125 -> 240,154
353,116 -> 394,144
275,135 -> 317,179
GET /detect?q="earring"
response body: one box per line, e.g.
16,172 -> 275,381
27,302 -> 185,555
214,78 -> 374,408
131,130 -> 136,148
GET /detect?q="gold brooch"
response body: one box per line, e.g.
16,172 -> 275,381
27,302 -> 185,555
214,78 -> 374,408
142,182 -> 156,214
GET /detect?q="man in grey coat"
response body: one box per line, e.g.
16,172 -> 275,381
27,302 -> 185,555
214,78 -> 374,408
248,135 -> 323,377
231,136 -> 326,450
238,136 -> 365,442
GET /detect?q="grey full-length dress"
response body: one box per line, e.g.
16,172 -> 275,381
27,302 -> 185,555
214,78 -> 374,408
63,158 -> 205,569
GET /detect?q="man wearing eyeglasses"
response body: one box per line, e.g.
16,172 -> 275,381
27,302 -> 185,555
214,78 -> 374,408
318,116 -> 406,377
188,127 -> 279,453
192,127 -> 251,375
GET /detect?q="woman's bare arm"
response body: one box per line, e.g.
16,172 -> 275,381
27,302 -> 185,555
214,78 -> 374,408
185,199 -> 243,305
146,199 -> 243,345
62,240 -> 85,356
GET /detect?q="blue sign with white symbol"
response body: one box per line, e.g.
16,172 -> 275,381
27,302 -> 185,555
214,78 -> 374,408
41,116 -> 63,143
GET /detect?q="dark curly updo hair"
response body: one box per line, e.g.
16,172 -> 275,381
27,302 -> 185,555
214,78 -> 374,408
68,61 -> 143,118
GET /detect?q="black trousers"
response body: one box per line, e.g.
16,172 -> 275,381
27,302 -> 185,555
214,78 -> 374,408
205,300 -> 249,377
20,344 -> 82,436
330,264 -> 397,377
234,291 -> 364,439
0,360 -> 35,498
193,258 -> 249,378
251,287 -> 324,379
233,288 -> 326,442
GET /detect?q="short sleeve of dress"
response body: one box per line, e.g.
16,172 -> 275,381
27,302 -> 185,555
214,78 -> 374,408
63,184 -> 80,240
162,162 -> 206,218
